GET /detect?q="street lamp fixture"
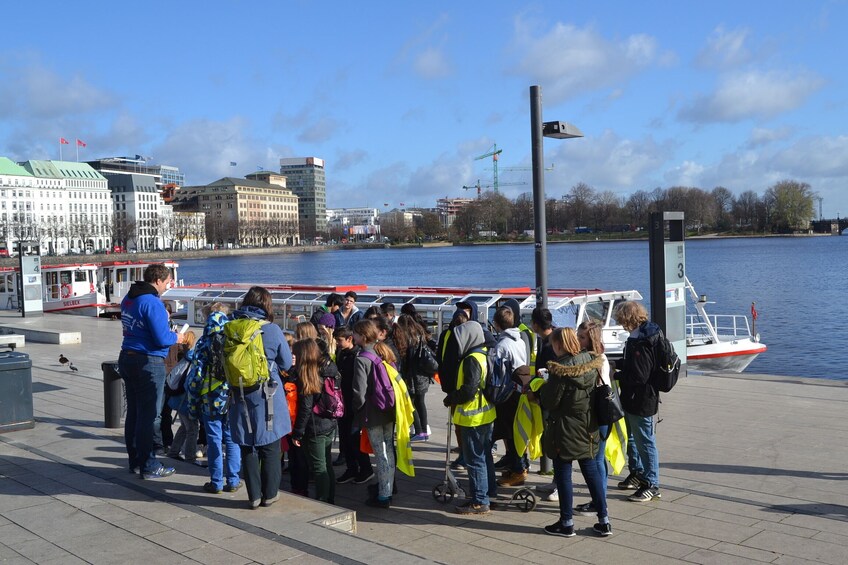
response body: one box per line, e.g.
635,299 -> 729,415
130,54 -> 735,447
530,86 -> 583,311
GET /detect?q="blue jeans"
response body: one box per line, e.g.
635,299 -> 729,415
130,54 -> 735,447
366,422 -> 396,500
554,457 -> 608,524
624,412 -> 659,488
594,424 -> 609,500
119,351 -> 166,474
459,422 -> 496,506
203,413 -> 241,490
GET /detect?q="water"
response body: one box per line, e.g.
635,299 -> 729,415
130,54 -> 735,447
177,237 -> 848,380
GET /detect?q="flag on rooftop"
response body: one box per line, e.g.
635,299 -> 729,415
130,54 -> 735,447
59,138 -> 69,145
76,139 -> 86,147
230,161 -> 237,167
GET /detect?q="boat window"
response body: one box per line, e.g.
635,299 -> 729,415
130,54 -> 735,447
74,271 -> 88,283
199,291 -> 223,298
270,292 -> 295,301
290,293 -> 320,300
60,271 -> 72,285
355,295 -> 379,303
412,297 -> 451,305
464,295 -> 496,305
584,301 -> 610,324
379,296 -> 412,304
221,291 -> 246,298
116,269 -> 128,283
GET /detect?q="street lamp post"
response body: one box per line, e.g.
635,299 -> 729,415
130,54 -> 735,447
530,85 -> 583,475
530,85 -> 583,310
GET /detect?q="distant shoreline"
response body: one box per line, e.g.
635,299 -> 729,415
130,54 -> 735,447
0,232 -> 837,268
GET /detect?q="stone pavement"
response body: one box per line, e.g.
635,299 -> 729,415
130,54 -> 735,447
1,310 -> 847,564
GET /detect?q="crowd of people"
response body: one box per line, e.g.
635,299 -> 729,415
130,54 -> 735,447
120,266 -> 665,538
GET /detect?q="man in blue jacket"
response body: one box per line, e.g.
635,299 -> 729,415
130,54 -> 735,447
120,264 -> 188,479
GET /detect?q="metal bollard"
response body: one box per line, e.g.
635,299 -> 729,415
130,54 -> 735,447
102,361 -> 123,428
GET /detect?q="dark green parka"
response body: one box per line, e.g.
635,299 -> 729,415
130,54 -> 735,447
538,351 -> 603,461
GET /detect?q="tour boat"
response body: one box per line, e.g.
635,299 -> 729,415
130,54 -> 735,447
162,280 -> 765,372
684,276 -> 767,372
0,260 -> 180,317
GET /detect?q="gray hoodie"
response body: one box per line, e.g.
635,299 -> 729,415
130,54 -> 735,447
444,321 -> 486,407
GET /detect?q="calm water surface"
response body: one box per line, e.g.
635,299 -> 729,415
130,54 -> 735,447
178,237 -> 848,380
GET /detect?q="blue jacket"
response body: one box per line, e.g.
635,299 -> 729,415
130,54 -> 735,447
120,282 -> 177,357
227,306 -> 293,446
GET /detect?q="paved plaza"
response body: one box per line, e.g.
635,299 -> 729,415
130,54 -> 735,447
1,310 -> 847,564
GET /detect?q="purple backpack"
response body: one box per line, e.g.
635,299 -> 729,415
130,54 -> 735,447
312,374 -> 345,419
359,350 -> 396,412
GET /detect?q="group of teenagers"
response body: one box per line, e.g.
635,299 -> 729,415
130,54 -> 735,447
120,265 -> 664,537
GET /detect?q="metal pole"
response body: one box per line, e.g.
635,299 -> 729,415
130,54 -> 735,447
530,85 -> 552,475
530,85 -> 548,310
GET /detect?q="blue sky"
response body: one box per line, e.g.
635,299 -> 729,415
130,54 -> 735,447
2,1 -> 847,217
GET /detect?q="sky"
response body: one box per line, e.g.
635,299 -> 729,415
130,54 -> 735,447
2,1 -> 847,218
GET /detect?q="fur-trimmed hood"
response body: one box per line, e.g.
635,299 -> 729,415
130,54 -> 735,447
547,353 -> 604,379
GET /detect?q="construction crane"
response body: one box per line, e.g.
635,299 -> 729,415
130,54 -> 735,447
815,196 -> 823,220
474,143 -> 503,193
462,179 -> 527,199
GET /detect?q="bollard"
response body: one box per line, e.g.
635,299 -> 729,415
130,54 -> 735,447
102,361 -> 123,428
539,456 -> 553,475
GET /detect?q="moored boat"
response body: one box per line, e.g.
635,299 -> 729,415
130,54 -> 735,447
684,276 -> 767,372
0,260 -> 180,317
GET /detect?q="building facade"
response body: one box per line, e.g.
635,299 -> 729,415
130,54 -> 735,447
0,157 -> 114,255
279,157 -> 326,240
326,207 -> 380,241
174,172 -> 299,247
436,197 -> 473,229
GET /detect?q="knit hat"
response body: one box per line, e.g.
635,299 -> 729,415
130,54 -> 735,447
318,313 -> 336,328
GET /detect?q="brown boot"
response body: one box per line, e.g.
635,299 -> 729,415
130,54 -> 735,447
497,470 -> 528,487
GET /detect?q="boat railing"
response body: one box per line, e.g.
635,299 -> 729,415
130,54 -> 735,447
687,314 -> 752,341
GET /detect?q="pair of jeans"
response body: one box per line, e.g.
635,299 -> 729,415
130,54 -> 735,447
339,415 -> 372,476
624,412 -> 659,488
593,424 -> 609,500
119,351 -> 167,474
306,431 -> 336,503
554,457 -> 608,524
366,422 -> 395,500
241,440 -> 281,504
458,422 -> 496,506
169,412 -> 199,461
204,413 -> 241,490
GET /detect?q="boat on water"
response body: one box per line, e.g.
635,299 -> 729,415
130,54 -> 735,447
0,260 -> 180,317
684,276 -> 766,373
162,280 -> 765,372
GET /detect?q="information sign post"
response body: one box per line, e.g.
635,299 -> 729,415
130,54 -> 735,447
648,212 -> 687,376
17,241 -> 43,318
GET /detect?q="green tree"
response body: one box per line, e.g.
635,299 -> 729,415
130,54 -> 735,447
765,180 -> 815,232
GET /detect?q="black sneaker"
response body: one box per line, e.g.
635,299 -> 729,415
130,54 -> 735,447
449,458 -> 466,471
223,482 -> 241,493
337,469 -> 358,484
628,486 -> 661,502
617,472 -> 646,490
353,471 -> 375,484
203,482 -> 222,494
543,521 -> 575,537
455,501 -> 490,515
593,522 -> 613,537
574,501 -> 596,516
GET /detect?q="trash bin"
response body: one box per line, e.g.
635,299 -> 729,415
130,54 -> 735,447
0,351 -> 34,433
102,361 -> 125,429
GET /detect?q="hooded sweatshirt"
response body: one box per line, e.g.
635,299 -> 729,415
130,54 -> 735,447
494,327 -> 527,378
120,281 -> 177,357
444,321 -> 486,407
617,321 -> 662,417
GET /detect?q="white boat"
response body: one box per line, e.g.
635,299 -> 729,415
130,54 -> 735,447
684,276 -> 766,373
0,260 -> 180,317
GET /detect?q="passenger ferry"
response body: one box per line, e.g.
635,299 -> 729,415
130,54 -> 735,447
162,280 -> 765,372
0,260 -> 179,317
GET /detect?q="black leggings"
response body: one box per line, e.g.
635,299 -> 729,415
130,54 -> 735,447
411,393 -> 428,434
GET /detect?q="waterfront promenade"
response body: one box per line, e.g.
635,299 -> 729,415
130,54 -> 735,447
1,311 -> 847,564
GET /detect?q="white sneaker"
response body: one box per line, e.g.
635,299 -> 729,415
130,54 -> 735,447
426,425 -> 432,435
542,489 -> 559,502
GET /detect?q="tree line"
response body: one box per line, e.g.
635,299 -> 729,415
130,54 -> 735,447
380,179 -> 818,243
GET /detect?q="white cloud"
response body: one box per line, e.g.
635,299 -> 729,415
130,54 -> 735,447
414,46 -> 452,79
747,126 -> 792,148
334,149 -> 368,171
695,26 -> 753,70
679,70 -> 824,123
509,19 -> 667,103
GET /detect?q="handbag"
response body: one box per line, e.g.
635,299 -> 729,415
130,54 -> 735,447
592,369 -> 625,433
412,338 -> 439,377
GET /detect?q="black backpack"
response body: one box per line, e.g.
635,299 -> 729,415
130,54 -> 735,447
469,347 -> 514,405
650,331 -> 681,393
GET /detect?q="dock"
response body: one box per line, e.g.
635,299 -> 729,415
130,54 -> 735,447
1,310 -> 846,564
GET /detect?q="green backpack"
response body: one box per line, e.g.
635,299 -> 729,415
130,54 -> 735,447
222,318 -> 270,390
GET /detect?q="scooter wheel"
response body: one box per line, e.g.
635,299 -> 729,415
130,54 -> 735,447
513,488 -> 537,512
432,483 -> 454,503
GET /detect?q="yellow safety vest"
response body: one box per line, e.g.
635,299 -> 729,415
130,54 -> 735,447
519,323 -> 537,372
453,351 -> 496,427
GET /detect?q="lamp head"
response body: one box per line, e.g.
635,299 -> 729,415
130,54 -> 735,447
543,121 -> 584,139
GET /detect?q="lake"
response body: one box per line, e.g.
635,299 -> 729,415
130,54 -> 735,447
176,237 -> 848,380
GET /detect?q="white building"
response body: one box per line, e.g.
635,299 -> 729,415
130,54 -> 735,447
326,207 -> 381,240
0,157 -> 114,255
